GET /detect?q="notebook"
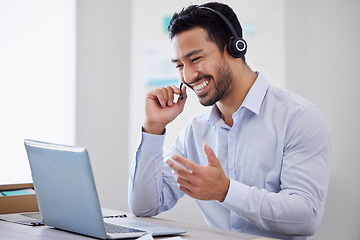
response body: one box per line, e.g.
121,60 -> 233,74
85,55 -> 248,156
24,139 -> 186,239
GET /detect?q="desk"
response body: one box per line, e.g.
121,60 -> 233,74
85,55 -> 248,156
0,209 -> 275,240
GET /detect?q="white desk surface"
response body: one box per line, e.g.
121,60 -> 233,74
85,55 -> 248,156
0,209 -> 276,240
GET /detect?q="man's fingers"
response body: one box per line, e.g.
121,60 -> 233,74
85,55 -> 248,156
153,87 -> 172,107
165,86 -> 175,106
204,142 -> 221,167
166,159 -> 196,191
170,154 -> 199,172
178,185 -> 198,199
153,86 -> 185,108
166,158 -> 193,176
176,175 -> 195,190
154,88 -> 167,107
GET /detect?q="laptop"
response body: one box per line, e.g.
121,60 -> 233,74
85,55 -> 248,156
24,139 -> 186,239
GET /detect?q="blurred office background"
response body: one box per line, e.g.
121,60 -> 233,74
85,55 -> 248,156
1,0 -> 359,239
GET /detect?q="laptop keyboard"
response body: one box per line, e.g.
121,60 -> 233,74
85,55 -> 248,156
104,222 -> 145,234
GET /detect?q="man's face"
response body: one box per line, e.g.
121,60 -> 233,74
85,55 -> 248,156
171,27 -> 233,106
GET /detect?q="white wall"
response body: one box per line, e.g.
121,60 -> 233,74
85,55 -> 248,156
284,1 -> 360,239
0,0 -> 75,185
76,0 -> 131,211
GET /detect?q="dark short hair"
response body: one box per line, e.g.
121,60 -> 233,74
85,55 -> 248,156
168,2 -> 245,60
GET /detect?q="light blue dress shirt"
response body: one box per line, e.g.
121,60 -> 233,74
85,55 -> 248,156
128,72 -> 331,240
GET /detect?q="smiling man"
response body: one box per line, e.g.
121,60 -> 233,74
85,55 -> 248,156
128,2 -> 331,240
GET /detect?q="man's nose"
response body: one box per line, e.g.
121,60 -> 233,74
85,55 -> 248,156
183,64 -> 198,84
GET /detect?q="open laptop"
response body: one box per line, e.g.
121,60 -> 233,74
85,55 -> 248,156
24,139 -> 186,239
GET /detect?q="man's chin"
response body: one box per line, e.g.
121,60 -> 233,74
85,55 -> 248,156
198,95 -> 217,107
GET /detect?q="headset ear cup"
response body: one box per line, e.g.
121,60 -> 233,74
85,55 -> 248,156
227,38 -> 247,58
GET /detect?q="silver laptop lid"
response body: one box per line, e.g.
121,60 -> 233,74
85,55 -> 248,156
24,139 -> 107,239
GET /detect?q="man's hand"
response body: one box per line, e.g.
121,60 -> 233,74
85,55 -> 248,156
166,142 -> 230,202
143,85 -> 187,135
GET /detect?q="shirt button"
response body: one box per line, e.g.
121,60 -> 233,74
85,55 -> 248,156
229,132 -> 235,137
229,164 -> 234,170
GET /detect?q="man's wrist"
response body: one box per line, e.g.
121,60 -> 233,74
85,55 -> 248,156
142,122 -> 166,135
218,177 -> 230,202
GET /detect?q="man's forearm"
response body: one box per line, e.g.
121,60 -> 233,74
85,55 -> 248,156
128,131 -> 182,216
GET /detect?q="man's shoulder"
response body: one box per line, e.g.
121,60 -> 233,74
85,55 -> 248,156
266,84 -> 330,134
264,84 -> 330,128
267,84 -> 314,108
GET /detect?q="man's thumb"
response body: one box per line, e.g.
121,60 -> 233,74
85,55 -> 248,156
204,142 -> 220,167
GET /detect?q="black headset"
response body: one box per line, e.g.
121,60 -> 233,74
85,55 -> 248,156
199,6 -> 247,59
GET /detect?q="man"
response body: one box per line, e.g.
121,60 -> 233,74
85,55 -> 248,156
128,2 -> 331,239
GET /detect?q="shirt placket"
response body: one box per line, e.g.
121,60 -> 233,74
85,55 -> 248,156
227,126 -> 239,231
227,109 -> 244,232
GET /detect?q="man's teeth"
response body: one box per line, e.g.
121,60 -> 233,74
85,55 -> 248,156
194,80 -> 209,91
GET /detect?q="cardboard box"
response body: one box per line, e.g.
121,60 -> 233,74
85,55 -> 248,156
0,183 -> 39,214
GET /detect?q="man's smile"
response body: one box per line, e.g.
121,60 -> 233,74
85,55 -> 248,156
194,79 -> 209,92
190,76 -> 211,95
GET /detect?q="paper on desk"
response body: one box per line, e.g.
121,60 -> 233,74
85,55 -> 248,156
136,233 -> 153,240
253,238 -> 277,240
161,237 -> 188,240
136,234 -> 188,240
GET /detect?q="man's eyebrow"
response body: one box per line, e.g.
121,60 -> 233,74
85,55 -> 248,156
171,49 -> 204,63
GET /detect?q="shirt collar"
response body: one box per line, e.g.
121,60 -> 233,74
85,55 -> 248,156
241,72 -> 269,115
208,104 -> 222,127
208,72 -> 269,126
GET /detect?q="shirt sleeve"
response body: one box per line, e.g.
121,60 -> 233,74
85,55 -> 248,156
128,130 -> 184,216
221,106 -> 332,236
